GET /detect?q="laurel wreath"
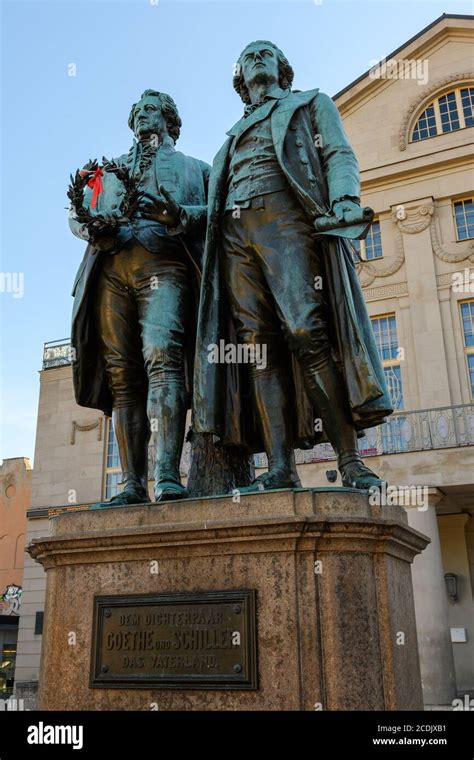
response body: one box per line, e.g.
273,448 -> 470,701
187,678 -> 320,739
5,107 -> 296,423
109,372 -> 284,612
67,157 -> 140,244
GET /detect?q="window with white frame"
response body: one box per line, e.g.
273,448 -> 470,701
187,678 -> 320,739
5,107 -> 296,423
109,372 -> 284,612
371,314 -> 404,410
104,418 -> 121,499
351,221 -> 383,262
460,300 -> 474,398
411,86 -> 474,142
103,418 -> 157,500
453,198 -> 474,241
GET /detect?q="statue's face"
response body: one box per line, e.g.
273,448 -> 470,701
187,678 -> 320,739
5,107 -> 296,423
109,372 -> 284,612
133,95 -> 167,140
240,43 -> 279,89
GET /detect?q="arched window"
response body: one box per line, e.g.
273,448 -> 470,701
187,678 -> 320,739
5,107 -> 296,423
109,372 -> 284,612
411,86 -> 474,142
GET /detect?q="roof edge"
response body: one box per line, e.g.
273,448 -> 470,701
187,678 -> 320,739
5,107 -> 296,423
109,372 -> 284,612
333,13 -> 474,101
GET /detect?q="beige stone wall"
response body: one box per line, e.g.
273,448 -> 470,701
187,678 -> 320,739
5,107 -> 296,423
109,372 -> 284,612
13,516 -> 48,701
0,458 -> 31,595
336,17 -> 474,414
438,515 -> 474,692
30,366 -> 105,509
466,515 -> 474,591
16,364 -> 106,702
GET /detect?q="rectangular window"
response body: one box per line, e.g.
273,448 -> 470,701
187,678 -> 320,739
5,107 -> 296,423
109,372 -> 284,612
383,365 -> 404,410
371,314 -> 404,410
371,314 -> 399,361
351,221 -> 383,262
106,419 -> 120,469
103,418 -> 157,500
454,199 -> 474,241
468,356 -> 474,399
104,418 -> 122,499
461,300 -> 474,397
364,222 -> 383,260
105,471 -> 121,500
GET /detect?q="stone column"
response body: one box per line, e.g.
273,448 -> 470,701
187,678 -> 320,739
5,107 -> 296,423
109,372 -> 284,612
397,200 -> 452,409
406,488 -> 457,706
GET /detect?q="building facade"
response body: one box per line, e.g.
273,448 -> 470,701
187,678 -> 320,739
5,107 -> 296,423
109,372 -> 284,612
0,457 -> 31,700
14,14 -> 474,708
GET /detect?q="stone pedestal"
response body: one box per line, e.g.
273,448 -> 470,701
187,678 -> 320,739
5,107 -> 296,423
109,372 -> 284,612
28,488 -> 428,711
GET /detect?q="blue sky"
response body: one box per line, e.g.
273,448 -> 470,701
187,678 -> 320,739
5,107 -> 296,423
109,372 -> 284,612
1,0 -> 472,463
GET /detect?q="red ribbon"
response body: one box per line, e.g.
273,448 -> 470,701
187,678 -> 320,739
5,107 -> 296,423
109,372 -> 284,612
79,166 -> 104,209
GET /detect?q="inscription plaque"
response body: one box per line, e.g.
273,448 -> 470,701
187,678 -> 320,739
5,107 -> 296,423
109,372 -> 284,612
90,589 -> 257,689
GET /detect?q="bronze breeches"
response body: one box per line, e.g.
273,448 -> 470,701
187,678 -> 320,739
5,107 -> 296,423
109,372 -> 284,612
221,188 -> 331,371
93,241 -> 190,406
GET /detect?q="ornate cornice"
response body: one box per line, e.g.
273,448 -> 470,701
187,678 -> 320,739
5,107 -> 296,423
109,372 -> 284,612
399,72 -> 474,150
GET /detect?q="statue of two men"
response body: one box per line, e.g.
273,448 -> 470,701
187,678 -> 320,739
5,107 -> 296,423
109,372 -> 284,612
69,41 -> 392,507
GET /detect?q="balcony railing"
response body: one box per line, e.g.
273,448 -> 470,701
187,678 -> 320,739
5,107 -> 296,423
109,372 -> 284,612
103,404 -> 474,497
360,404 -> 474,454
255,404 -> 474,467
42,339 -> 72,370
42,339 -> 474,462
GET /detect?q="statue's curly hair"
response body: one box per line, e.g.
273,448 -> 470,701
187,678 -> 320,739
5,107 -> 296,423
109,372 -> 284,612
128,90 -> 182,143
233,41 -> 294,104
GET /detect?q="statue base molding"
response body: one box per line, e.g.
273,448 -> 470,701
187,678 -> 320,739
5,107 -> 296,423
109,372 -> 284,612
28,487 -> 428,710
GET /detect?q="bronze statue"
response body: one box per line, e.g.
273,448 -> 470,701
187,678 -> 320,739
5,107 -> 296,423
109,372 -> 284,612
68,90 -> 209,505
192,41 -> 393,491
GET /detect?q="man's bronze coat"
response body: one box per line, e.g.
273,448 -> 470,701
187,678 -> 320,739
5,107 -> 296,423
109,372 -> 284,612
193,89 -> 393,452
71,143 -> 208,417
